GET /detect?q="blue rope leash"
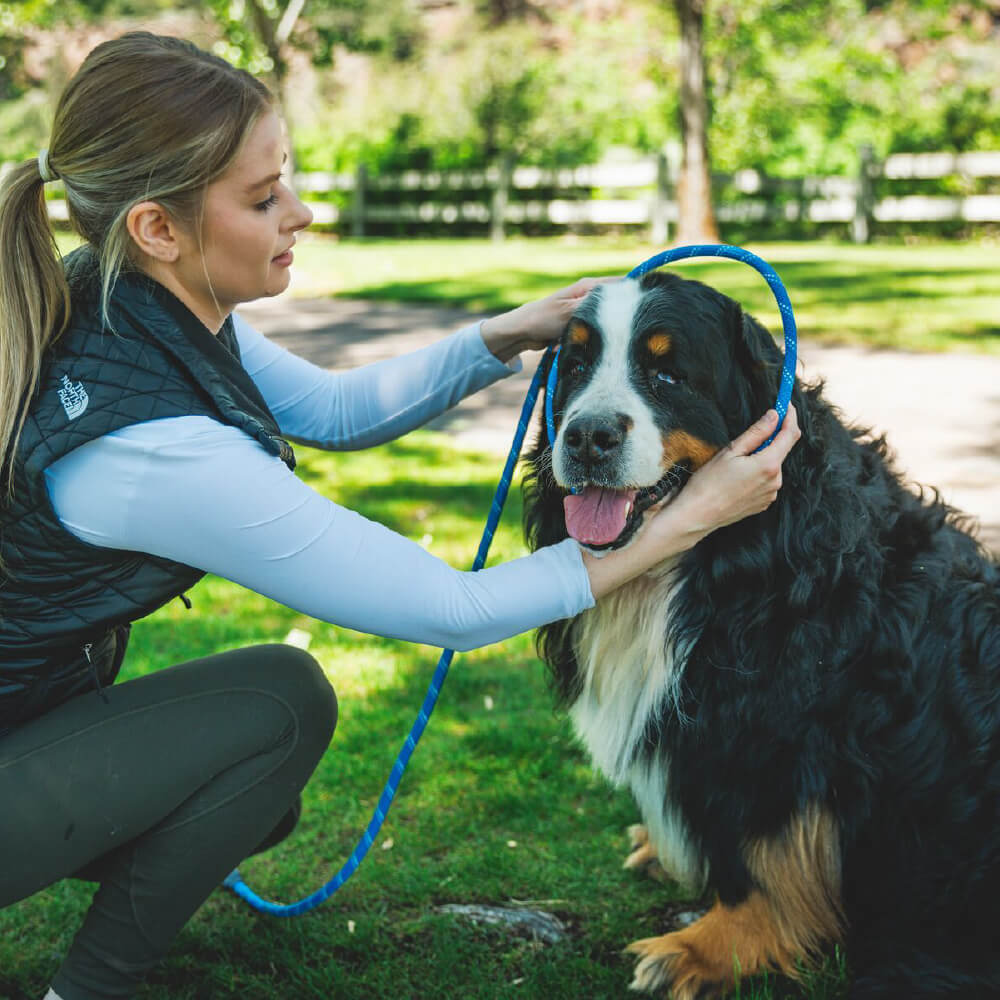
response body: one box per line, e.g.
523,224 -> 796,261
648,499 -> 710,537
222,347 -> 551,916
224,243 -> 797,916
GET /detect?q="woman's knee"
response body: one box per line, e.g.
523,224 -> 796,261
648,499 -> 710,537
254,643 -> 338,748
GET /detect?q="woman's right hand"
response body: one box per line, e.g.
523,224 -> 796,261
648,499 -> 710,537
581,406 -> 800,599
656,404 -> 800,543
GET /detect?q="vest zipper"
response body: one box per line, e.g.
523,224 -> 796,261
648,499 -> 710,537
83,642 -> 110,704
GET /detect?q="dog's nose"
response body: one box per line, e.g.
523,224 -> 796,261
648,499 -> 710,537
564,415 -> 627,464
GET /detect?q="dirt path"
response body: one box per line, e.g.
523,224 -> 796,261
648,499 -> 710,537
239,296 -> 1000,556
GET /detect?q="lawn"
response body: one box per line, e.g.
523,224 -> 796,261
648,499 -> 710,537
0,434 -> 849,1000
11,233 -> 987,998
54,233 -> 1000,353
286,235 -> 1000,354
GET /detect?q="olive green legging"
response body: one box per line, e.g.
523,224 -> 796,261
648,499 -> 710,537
0,643 -> 338,1000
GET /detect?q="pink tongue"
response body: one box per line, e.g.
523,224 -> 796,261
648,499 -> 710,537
564,487 -> 638,545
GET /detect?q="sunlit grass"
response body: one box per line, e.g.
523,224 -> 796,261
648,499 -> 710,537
54,231 -> 999,352
288,235 -> 1000,353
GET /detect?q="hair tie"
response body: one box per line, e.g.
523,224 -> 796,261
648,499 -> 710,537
38,148 -> 58,184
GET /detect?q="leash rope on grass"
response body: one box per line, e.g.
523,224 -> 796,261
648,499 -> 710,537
223,244 -> 797,916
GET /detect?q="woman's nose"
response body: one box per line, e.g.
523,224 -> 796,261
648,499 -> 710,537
282,183 -> 313,232
290,193 -> 313,232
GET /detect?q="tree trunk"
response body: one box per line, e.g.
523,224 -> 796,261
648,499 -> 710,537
673,0 -> 719,244
247,0 -> 306,188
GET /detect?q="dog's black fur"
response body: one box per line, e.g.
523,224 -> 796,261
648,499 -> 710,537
523,271 -> 1000,998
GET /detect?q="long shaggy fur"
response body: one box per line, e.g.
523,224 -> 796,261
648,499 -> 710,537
522,271 -> 1000,998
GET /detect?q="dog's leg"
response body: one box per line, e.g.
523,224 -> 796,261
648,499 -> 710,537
627,892 -> 790,997
623,824 -> 670,882
627,804 -> 844,998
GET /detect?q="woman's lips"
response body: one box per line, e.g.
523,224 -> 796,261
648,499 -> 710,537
272,249 -> 294,267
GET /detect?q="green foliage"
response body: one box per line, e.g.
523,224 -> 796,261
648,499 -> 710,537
708,0 -> 1000,174
288,0 -> 1000,181
3,0 -> 999,211
205,0 -> 277,76
0,88 -> 48,158
206,0 -> 423,78
293,10 -> 650,174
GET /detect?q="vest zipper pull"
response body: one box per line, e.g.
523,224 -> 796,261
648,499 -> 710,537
83,642 -> 110,704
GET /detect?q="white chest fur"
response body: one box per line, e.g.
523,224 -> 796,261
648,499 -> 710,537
567,557 -> 706,891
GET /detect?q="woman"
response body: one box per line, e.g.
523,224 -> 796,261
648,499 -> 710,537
0,31 -> 798,1000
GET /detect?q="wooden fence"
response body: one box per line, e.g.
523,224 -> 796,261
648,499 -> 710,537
15,147 -> 1000,242
295,146 -> 1000,242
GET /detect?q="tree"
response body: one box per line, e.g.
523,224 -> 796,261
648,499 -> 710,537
208,0 -> 423,180
208,0 -> 308,178
672,0 -> 719,243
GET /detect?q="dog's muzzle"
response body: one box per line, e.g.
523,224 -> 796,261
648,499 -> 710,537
556,413 -> 686,551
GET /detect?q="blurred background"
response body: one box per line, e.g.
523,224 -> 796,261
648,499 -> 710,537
2,6 -> 1000,999
3,0 -> 1000,246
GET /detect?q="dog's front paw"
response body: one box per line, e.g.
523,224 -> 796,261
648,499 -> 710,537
624,825 -> 670,882
627,896 -> 794,997
627,932 -> 724,998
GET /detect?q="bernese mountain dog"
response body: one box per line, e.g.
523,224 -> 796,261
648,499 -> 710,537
522,270 -> 1000,999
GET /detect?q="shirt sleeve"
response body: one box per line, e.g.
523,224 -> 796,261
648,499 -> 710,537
232,312 -> 522,451
45,416 -> 593,651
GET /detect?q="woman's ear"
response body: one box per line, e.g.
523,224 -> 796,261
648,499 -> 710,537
126,202 -> 182,263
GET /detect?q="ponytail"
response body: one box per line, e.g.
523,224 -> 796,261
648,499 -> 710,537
0,159 -> 71,490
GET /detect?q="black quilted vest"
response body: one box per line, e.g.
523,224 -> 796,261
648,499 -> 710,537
0,247 -> 295,733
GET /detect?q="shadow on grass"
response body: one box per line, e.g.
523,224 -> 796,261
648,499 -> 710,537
339,261 -> 1000,350
346,262 -> 989,302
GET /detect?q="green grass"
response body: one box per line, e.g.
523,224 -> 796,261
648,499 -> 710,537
18,231 -> 984,995
0,433 -> 848,1000
287,235 -> 1000,353
55,232 -> 1000,352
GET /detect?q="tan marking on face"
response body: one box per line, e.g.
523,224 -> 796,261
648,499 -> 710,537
647,332 -> 672,356
626,804 -> 843,998
567,320 -> 590,345
661,430 -> 720,471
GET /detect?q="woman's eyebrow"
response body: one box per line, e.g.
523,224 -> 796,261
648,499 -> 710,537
244,153 -> 288,193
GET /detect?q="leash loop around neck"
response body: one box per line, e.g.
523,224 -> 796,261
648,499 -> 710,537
546,244 -> 798,452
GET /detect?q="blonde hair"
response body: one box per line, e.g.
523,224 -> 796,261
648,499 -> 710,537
0,31 -> 273,488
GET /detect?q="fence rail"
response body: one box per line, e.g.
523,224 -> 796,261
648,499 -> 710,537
297,146 -> 1000,241
12,147 -> 999,241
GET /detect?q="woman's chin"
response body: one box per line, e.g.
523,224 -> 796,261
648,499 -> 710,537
263,271 -> 292,298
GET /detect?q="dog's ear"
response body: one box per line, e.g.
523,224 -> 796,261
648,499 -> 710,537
725,305 -> 784,430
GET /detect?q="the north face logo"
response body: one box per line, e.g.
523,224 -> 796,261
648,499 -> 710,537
57,374 -> 89,420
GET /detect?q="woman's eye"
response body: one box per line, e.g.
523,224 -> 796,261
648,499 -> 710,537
255,192 -> 280,212
655,370 -> 679,385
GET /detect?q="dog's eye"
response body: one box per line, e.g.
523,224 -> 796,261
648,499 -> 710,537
566,360 -> 587,378
654,369 -> 680,386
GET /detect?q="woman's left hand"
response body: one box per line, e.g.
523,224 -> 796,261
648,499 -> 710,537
480,277 -> 616,363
